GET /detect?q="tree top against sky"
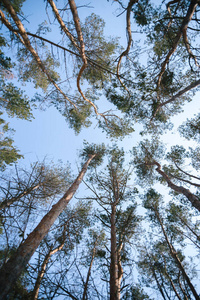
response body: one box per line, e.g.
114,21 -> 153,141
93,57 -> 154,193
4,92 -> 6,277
1,0 -> 200,141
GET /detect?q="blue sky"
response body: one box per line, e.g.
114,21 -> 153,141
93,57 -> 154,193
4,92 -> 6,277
2,0 -> 199,174
3,0 -> 138,168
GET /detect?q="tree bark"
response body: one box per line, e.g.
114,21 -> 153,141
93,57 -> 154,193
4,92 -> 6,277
162,255 -> 182,300
146,251 -> 167,300
117,0 -> 138,92
0,154 -> 95,300
153,78 -> 200,119
117,242 -> 123,299
31,247 -> 53,300
110,204 -> 119,300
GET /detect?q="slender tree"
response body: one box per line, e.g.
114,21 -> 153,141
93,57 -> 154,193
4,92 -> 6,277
0,143 -> 105,299
139,189 -> 200,300
84,148 -> 140,299
132,140 -> 200,212
29,201 -> 91,300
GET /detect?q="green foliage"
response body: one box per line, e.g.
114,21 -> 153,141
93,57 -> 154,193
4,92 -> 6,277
0,138 -> 22,170
106,87 -> 135,114
107,145 -> 125,168
17,49 -> 60,92
179,113 -> 200,142
117,204 -> 140,242
143,188 -> 162,213
131,139 -> 165,184
57,201 -> 92,248
0,83 -> 33,120
98,115 -> 134,139
35,89 -> 96,134
0,0 -> 26,14
0,35 -> 12,70
0,160 -> 72,210
80,141 -> 106,168
188,146 -> 200,170
0,35 -> 33,121
0,114 -> 23,170
60,91 -> 93,134
132,0 -> 152,27
96,249 -> 106,258
6,279 -> 32,300
0,33 -> 34,171
1,1 -> 200,297
80,13 -> 119,87
67,106 -> 91,134
165,145 -> 186,165
122,284 -> 151,299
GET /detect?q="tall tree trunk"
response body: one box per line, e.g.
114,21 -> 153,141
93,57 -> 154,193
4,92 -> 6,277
146,251 -> 167,300
31,247 -> 53,300
82,240 -> 97,300
155,209 -> 200,300
162,255 -> 182,300
32,239 -> 66,300
0,155 -> 95,300
117,242 -> 123,300
110,204 -> 119,300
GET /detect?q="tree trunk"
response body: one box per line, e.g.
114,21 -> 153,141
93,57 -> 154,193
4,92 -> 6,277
162,255 -> 182,300
155,209 -> 200,300
117,242 -> 123,300
157,0 -> 198,90
0,155 -> 95,300
146,251 -> 167,300
110,204 -> 119,300
82,240 -> 97,300
32,240 -> 65,300
153,161 -> 200,212
31,247 -> 53,300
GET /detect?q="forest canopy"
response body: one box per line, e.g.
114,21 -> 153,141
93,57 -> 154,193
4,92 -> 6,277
0,0 -> 200,299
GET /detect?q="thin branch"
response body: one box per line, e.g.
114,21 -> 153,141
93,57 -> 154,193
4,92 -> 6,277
1,0 -> 77,110
152,78 -> 200,119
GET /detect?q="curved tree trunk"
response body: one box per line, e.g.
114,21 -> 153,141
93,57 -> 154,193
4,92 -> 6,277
0,155 -> 95,300
152,161 -> 200,212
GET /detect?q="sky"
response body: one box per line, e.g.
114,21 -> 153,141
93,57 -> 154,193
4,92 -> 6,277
3,0 -> 200,202
4,0 -> 139,168
3,0 -> 198,168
